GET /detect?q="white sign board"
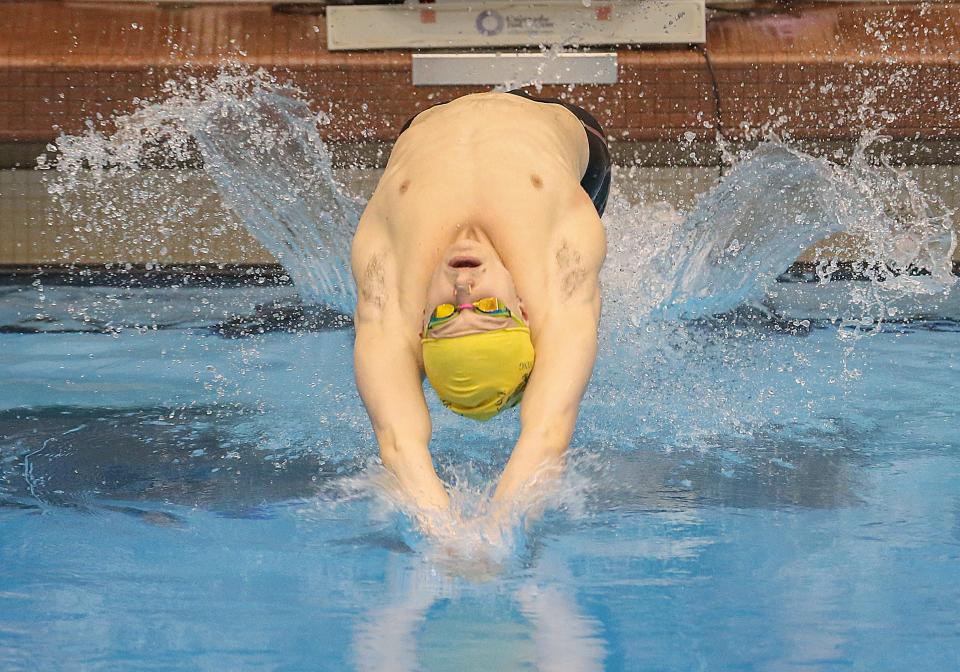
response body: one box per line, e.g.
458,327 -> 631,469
326,1 -> 705,51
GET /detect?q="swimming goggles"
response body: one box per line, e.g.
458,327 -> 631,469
426,297 -> 521,332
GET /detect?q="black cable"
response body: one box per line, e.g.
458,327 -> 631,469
694,43 -> 728,176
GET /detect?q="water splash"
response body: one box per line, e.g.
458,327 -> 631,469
193,80 -> 361,311
590,133 -> 956,449
327,455 -> 595,578
43,68 -> 361,311
602,134 -> 956,325
37,70 -> 960,564
43,69 -> 955,324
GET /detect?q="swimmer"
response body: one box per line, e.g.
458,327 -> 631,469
351,90 -> 610,519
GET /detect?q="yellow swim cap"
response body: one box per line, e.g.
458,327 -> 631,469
421,326 -> 535,422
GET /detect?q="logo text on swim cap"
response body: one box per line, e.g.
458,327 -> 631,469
476,10 -> 505,36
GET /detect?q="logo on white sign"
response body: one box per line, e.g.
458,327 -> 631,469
476,10 -> 505,36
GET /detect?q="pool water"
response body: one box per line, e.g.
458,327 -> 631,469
4,74 -> 960,669
1,281 -> 958,671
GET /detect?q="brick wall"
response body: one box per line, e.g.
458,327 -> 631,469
1,2 -> 959,145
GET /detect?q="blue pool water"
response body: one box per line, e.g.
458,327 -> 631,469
4,74 -> 960,669
1,281 -> 958,671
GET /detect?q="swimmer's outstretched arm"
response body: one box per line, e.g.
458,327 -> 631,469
492,307 -> 599,504
352,212 -> 450,514
354,319 -> 450,512
493,258 -> 602,505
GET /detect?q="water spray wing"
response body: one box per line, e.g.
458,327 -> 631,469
194,88 -> 362,311
662,141 -> 954,320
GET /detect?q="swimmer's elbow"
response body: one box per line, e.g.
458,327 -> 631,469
375,423 -> 431,470
373,425 -> 403,462
377,433 -> 409,479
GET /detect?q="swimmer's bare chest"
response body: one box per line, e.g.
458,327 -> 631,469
353,93 -> 602,315
386,99 -> 584,238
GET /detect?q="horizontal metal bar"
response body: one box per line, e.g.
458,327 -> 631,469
412,51 -> 617,86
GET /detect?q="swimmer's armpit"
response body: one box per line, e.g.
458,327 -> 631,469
556,240 -> 588,299
359,254 -> 387,309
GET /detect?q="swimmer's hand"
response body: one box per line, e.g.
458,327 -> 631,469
423,509 -> 514,580
415,492 -> 561,579
413,505 -> 461,539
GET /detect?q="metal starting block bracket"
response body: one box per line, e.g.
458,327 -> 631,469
411,51 -> 618,86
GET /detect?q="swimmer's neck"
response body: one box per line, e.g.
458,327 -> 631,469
452,224 -> 490,244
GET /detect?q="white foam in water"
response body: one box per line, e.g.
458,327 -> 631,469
42,67 -> 959,561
